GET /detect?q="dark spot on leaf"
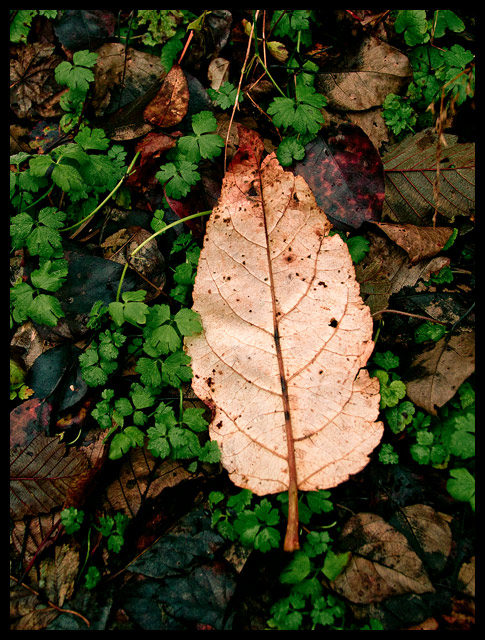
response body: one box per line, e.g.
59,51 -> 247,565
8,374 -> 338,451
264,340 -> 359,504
329,318 -> 338,327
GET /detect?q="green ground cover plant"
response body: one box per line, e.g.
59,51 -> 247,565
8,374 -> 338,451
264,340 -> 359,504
10,9 -> 475,632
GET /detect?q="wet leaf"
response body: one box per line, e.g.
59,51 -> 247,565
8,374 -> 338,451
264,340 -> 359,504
143,64 -> 189,128
331,512 -> 435,604
185,126 -> 383,550
382,128 -> 475,225
404,330 -> 475,415
316,35 -> 411,111
54,10 -> 116,51
294,123 -> 384,230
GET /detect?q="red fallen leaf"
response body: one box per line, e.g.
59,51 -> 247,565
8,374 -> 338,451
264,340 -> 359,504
143,64 -> 189,128
294,123 -> 384,230
125,132 -> 179,189
10,397 -> 53,450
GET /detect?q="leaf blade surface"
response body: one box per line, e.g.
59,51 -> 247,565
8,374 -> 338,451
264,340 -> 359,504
185,127 -> 383,549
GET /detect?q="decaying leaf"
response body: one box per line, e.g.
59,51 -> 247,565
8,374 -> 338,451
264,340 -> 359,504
10,43 -> 64,120
185,127 -> 383,550
371,222 -> 453,264
331,511 -> 435,604
91,43 -> 166,117
382,128 -> 475,225
143,64 -> 189,128
10,433 -> 89,520
294,123 -> 385,230
316,35 -> 412,111
391,504 -> 452,573
101,226 -> 166,300
355,230 -> 450,315
404,330 -> 475,415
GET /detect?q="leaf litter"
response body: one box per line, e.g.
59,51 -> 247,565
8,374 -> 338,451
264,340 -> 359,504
9,9 -> 475,632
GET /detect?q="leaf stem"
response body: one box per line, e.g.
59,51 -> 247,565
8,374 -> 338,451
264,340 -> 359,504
115,210 -> 211,302
62,151 -> 141,237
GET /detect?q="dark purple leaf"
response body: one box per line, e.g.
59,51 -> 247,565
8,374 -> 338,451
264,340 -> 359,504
54,10 -> 115,51
294,123 -> 384,230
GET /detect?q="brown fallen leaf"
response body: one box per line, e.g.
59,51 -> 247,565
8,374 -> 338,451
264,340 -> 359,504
185,126 -> 383,551
143,64 -> 189,128
392,504 -> 452,573
457,556 -> 475,598
316,35 -> 411,111
104,447 -> 199,519
382,128 -> 475,225
91,43 -> 166,117
404,329 -> 475,415
355,230 -> 450,315
10,433 -> 89,520
101,226 -> 166,301
331,512 -> 435,604
10,43 -> 64,120
370,222 -> 453,264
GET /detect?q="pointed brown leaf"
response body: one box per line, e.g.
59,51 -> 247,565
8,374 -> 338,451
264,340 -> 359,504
404,330 -> 475,415
331,512 -> 435,604
371,222 -> 453,264
185,127 -> 383,550
10,434 -> 88,520
143,64 -> 189,128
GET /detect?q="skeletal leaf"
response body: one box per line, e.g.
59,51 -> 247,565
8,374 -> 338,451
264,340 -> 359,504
185,127 -> 383,550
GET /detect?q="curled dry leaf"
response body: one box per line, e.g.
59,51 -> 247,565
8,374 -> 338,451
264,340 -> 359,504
185,127 -> 383,551
331,512 -> 435,604
370,222 -> 453,264
207,57 -> 230,91
404,330 -> 475,415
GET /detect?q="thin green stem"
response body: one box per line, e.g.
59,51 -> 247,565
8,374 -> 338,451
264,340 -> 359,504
23,185 -> 55,212
62,151 -> 141,234
115,209 -> 211,302
255,54 -> 286,97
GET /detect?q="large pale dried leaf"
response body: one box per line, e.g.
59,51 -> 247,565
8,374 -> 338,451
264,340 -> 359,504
404,330 -> 475,415
316,36 -> 411,111
382,128 -> 475,225
331,512 -> 434,604
185,127 -> 383,511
